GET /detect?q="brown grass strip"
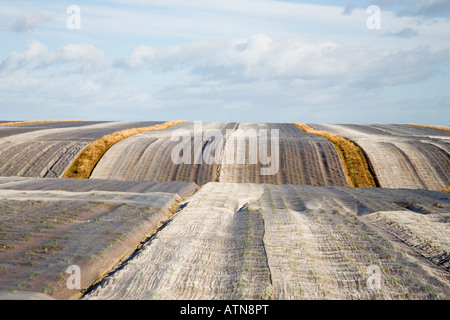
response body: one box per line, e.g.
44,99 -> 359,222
405,123 -> 450,132
440,186 -> 450,194
292,122 -> 378,188
63,120 -> 186,179
0,120 -> 81,126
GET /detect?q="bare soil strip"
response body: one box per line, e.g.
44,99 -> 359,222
84,183 -> 450,300
0,178 -> 196,300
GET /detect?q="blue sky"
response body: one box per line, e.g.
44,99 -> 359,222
0,0 -> 449,124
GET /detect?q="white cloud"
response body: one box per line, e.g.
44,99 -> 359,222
0,1 -> 449,124
117,34 -> 450,88
0,40 -> 107,72
116,45 -> 157,69
9,10 -> 49,32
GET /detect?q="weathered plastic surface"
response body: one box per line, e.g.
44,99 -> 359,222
310,124 -> 450,190
0,178 -> 196,300
92,122 -> 348,186
85,182 -> 450,300
0,121 -> 163,178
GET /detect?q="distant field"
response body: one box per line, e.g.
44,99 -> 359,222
63,120 -> 185,179
90,122 -> 236,185
0,120 -> 82,127
0,121 -> 106,139
91,122 -> 349,186
218,123 -> 348,186
406,123 -> 450,132
310,124 -> 450,190
0,121 -> 164,178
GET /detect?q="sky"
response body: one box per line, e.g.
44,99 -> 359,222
0,0 -> 449,124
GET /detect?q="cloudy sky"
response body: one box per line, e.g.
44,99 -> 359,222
1,0 -> 449,124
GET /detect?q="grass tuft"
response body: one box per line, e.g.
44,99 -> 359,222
292,122 -> 378,188
63,120 -> 185,179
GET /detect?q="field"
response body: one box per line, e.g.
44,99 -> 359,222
90,122 -> 236,185
292,123 -> 378,188
0,120 -> 448,300
0,121 -> 163,178
0,177 -> 196,299
91,122 -> 348,186
218,123 -> 348,186
310,124 -> 450,190
85,183 -> 449,300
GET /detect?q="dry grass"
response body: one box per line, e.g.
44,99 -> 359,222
440,186 -> 450,193
63,120 -> 186,179
405,123 -> 450,132
292,122 -> 378,188
0,120 -> 81,126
